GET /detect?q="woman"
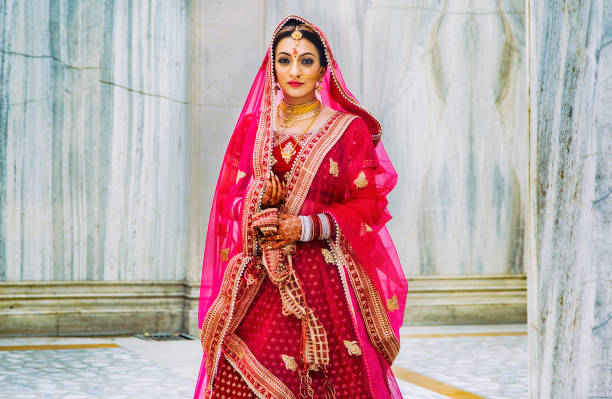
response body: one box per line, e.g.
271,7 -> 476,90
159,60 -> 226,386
194,15 -> 408,399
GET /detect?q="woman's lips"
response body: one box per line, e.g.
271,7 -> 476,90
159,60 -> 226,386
288,81 -> 303,87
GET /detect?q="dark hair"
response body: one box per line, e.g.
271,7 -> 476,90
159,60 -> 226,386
272,21 -> 328,67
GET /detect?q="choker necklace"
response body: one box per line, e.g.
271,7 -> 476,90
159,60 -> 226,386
275,106 -> 322,162
277,99 -> 322,129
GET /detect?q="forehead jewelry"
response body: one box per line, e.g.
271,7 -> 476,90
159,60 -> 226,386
291,26 -> 302,56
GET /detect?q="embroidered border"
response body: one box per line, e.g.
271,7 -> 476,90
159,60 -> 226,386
282,113 -> 358,215
224,333 -> 297,399
200,254 -> 248,381
201,255 -> 264,396
329,239 -> 400,364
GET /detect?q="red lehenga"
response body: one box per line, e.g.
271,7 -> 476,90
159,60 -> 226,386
194,15 -> 408,399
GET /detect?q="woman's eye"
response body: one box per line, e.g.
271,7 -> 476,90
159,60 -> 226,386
278,58 -> 290,64
301,58 -> 314,65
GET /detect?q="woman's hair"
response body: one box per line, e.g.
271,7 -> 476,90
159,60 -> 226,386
272,21 -> 328,67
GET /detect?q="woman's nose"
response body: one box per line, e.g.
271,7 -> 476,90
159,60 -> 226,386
290,59 -> 301,77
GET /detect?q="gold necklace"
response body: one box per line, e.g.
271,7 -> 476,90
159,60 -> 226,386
276,106 -> 322,162
278,99 -> 322,129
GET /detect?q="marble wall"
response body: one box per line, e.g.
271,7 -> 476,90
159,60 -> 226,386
528,0 -> 612,397
1,0 -> 527,282
267,0 -> 528,276
0,0 -> 190,281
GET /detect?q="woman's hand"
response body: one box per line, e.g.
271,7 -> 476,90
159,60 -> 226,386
261,171 -> 286,208
260,214 -> 301,250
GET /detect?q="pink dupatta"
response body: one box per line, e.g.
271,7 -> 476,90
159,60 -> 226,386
195,15 -> 408,399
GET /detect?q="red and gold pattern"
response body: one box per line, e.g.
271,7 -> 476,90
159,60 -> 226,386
329,236 -> 400,365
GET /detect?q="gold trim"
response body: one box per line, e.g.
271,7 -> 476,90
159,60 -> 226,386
282,113 -> 357,215
321,248 -> 335,264
224,334 -> 297,399
220,248 -> 229,262
331,240 -> 400,364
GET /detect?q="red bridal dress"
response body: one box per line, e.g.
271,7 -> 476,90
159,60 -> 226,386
194,15 -> 408,399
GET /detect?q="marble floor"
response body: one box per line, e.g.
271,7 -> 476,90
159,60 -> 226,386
0,324 -> 527,399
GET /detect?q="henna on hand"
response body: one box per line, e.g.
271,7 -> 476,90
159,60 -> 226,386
260,213 -> 301,250
261,172 -> 287,208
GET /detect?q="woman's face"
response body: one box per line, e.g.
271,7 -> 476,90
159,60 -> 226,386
274,36 -> 325,104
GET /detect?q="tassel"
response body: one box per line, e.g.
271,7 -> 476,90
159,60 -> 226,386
322,367 -> 336,399
299,369 -> 314,399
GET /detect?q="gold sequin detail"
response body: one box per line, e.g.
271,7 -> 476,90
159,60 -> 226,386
321,248 -> 335,264
360,222 -> 373,236
353,171 -> 368,189
343,340 -> 362,356
329,159 -> 339,177
236,170 -> 246,183
281,354 -> 297,371
245,274 -> 256,286
387,295 -> 399,312
220,248 -> 229,262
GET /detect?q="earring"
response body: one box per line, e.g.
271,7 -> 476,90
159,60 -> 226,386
274,82 -> 280,94
316,77 -> 323,93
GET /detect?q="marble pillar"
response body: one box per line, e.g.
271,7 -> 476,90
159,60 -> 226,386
529,0 -> 612,397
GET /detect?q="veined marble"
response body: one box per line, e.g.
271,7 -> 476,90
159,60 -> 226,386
1,1 -> 526,284
529,0 -> 612,397
0,0 -> 190,281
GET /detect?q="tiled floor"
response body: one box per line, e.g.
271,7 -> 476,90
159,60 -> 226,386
0,324 -> 527,399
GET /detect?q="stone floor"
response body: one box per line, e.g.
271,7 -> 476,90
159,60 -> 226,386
0,324 -> 527,399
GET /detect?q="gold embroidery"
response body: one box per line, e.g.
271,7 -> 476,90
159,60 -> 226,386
360,222 -> 373,236
329,158 -> 339,177
236,170 -> 246,183
220,248 -> 229,262
343,340 -> 362,356
245,274 -> 256,286
224,334 -> 297,399
387,295 -> 399,312
353,171 -> 368,189
281,354 -> 297,371
331,240 -> 400,364
321,248 -> 335,264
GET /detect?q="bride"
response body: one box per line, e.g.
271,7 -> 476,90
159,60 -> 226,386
194,15 -> 408,399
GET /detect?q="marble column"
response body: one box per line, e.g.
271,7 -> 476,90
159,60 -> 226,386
529,0 -> 612,397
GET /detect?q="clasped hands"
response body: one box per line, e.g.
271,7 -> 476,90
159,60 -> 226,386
259,171 -> 301,250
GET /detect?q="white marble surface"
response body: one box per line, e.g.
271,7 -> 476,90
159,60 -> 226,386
0,1 -> 526,284
529,0 -> 612,397
0,0 -> 190,281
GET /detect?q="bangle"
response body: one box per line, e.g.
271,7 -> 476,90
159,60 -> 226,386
318,213 -> 330,239
299,215 -> 312,242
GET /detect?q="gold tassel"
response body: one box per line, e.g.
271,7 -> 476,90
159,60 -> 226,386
299,369 -> 314,399
322,367 -> 336,399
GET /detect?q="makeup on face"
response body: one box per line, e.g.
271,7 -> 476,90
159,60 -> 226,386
275,36 -> 322,103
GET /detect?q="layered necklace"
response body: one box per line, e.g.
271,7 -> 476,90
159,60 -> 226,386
275,98 -> 322,162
